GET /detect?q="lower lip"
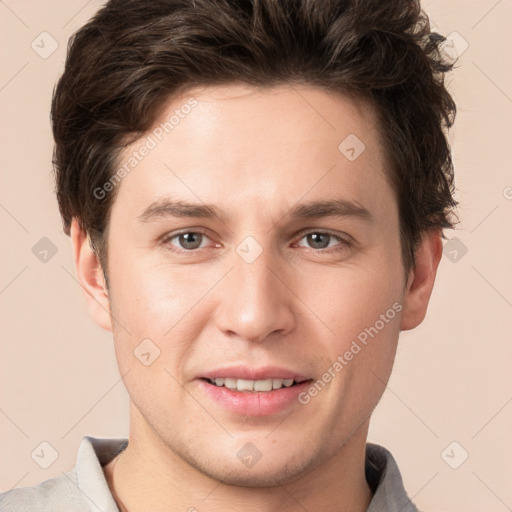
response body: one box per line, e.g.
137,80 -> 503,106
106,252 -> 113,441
198,379 -> 312,416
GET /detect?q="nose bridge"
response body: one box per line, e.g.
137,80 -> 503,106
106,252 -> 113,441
215,241 -> 295,342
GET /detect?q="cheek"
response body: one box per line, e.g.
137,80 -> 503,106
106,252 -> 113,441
314,277 -> 402,429
107,267 -> 198,420
109,255 -> 207,332
107,256 -> 223,377
303,263 -> 403,349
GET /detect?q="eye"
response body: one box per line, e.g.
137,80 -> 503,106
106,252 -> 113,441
160,229 -> 352,254
295,231 -> 351,251
163,231 -> 212,251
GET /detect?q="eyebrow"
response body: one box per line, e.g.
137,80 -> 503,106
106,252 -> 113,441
287,199 -> 373,222
138,199 -> 224,223
138,198 -> 373,224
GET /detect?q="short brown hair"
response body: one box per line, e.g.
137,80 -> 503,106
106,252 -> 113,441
52,0 -> 459,277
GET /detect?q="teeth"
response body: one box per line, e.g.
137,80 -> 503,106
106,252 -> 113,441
237,379 -> 254,391
209,378 -> 297,391
254,379 -> 273,391
224,378 -> 237,390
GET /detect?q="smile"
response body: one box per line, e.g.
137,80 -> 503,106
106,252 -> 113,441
199,377 -> 313,416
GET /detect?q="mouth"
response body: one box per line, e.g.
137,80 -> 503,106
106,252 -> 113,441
197,367 -> 313,416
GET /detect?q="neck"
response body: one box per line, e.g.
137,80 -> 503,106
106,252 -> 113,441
105,405 -> 373,512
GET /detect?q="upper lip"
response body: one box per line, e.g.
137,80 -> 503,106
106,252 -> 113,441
200,365 -> 311,383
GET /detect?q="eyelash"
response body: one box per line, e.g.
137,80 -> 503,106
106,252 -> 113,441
160,229 -> 353,254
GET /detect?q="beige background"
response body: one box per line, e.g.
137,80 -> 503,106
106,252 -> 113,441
1,1 -> 511,510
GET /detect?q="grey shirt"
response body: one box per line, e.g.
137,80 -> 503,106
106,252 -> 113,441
0,437 -> 419,511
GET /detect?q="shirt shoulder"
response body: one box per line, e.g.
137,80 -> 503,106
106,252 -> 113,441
0,469 -> 86,512
0,437 -> 127,512
365,443 -> 421,512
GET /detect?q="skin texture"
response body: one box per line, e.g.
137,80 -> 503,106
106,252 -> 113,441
72,84 -> 442,512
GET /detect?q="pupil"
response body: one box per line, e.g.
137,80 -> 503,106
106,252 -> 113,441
308,233 -> 329,249
180,233 -> 201,249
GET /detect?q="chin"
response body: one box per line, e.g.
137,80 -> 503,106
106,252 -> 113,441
191,447 -> 322,488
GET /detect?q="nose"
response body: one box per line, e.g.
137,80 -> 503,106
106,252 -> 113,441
213,244 -> 296,344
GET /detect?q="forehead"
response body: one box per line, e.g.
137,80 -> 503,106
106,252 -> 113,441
112,83 -> 393,223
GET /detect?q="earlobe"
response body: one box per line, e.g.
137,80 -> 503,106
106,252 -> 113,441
70,218 -> 113,332
400,230 -> 443,331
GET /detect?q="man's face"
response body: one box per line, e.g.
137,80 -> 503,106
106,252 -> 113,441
104,84 -> 407,485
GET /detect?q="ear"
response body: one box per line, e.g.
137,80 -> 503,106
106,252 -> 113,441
70,218 -> 112,332
400,229 -> 443,331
